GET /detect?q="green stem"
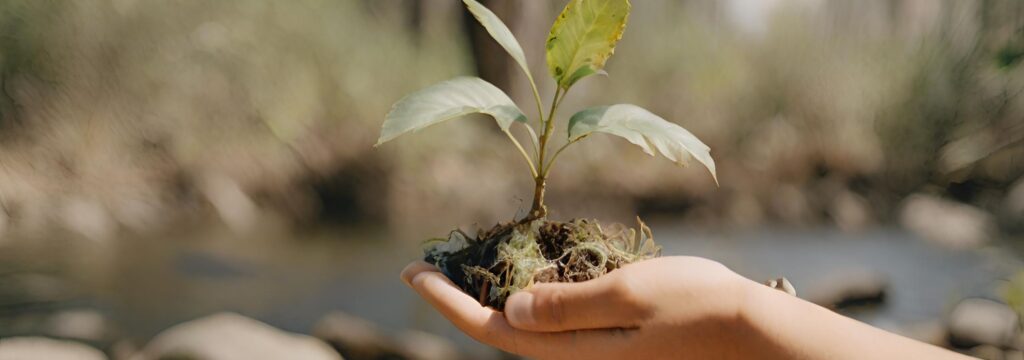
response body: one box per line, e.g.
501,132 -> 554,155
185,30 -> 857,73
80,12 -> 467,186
505,131 -> 538,178
529,86 -> 567,218
526,75 -> 546,132
541,135 -> 586,178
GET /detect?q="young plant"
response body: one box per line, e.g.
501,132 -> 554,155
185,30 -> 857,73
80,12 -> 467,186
377,0 -> 717,309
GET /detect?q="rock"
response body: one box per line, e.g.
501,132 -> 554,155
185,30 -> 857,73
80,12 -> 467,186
312,312 -> 398,359
947,298 -> 1018,349
769,185 -> 813,225
138,312 -> 340,360
393,330 -> 460,360
112,197 -> 166,234
806,270 -> 888,310
1005,178 -> 1024,231
312,311 -> 460,360
46,309 -> 108,341
828,190 -> 873,232
969,344 -> 1004,360
199,174 -> 259,233
900,194 -> 996,249
0,337 -> 107,360
61,197 -> 116,242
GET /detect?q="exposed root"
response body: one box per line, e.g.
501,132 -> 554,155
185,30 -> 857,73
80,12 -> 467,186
423,217 -> 661,310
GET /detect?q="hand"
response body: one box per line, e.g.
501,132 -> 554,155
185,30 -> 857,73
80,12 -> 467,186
402,256 -> 969,360
401,256 -> 762,359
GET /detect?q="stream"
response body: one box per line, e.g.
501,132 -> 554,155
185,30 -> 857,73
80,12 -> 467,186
0,221 -> 1018,358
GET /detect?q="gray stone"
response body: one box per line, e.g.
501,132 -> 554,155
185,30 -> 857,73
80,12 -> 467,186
61,197 -> 116,242
900,194 -> 996,249
138,312 -> 341,360
1005,178 -> 1024,229
394,330 -> 460,360
805,270 -> 888,310
46,309 -> 108,341
968,344 -> 1004,360
0,337 -> 106,360
828,190 -> 873,232
313,311 -> 391,359
312,311 -> 460,360
947,298 -> 1018,348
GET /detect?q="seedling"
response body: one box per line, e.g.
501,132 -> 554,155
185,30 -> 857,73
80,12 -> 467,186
377,0 -> 716,309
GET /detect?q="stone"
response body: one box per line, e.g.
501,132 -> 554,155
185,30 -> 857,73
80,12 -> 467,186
968,344 -> 1004,360
900,194 -> 996,249
947,298 -> 1018,348
1005,178 -> 1024,230
137,312 -> 340,360
312,312 -> 398,359
199,174 -> 259,233
0,337 -> 106,360
806,270 -> 888,310
312,311 -> 460,360
46,309 -> 108,342
61,197 -> 115,242
828,190 -> 873,232
393,330 -> 460,360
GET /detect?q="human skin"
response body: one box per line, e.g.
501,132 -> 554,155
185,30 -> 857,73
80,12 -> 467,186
401,256 -> 970,359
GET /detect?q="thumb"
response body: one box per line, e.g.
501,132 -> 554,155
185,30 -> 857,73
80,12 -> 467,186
504,273 -> 651,332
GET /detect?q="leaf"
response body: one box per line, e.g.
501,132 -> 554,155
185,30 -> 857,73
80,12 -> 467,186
377,77 -> 526,146
546,0 -> 631,89
462,0 -> 536,85
568,104 -> 717,183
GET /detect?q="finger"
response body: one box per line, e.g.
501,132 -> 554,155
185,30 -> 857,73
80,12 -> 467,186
400,260 -> 438,286
505,272 -> 652,332
408,269 -> 635,359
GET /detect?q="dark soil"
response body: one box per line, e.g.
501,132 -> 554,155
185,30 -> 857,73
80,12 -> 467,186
423,218 -> 660,310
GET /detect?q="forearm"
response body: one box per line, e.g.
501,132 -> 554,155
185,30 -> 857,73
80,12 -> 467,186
735,279 -> 968,359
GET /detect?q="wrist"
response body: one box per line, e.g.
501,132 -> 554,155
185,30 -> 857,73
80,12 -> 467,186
729,277 -> 792,358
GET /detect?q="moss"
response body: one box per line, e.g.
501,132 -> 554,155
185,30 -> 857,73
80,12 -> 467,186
423,217 -> 660,310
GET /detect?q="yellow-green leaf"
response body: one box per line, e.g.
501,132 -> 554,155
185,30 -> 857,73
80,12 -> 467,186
546,0 -> 630,89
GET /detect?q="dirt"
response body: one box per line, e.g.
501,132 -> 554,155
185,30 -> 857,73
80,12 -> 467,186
423,218 -> 661,310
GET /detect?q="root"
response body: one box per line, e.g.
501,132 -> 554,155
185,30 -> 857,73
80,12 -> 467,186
423,217 -> 661,310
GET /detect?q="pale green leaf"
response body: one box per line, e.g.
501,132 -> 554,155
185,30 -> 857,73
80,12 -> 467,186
546,0 -> 630,88
568,104 -> 717,183
463,0 -> 536,86
377,77 -> 526,146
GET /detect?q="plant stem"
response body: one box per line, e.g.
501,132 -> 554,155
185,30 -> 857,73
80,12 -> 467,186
541,135 -> 586,178
526,75 -> 546,131
505,131 -> 538,178
530,86 -> 566,218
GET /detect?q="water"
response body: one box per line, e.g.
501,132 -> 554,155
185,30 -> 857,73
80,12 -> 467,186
0,222 -> 1018,357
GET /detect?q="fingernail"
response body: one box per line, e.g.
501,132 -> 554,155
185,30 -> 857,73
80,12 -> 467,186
504,292 -> 535,327
400,263 -> 418,286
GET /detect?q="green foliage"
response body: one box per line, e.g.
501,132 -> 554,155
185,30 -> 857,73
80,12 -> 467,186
569,104 -> 717,183
378,0 -> 716,214
1004,271 -> 1024,319
376,76 -> 526,146
545,0 -> 631,89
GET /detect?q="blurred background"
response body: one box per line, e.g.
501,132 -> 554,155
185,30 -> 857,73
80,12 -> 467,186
0,0 -> 1021,359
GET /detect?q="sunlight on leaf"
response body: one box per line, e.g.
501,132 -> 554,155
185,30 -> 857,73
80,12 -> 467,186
546,0 -> 630,89
568,104 -> 717,184
377,76 -> 525,146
